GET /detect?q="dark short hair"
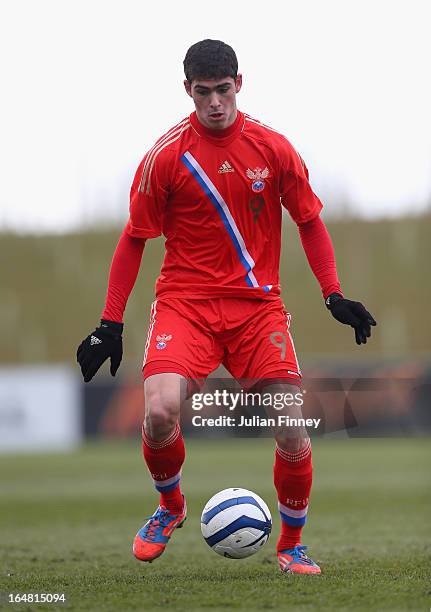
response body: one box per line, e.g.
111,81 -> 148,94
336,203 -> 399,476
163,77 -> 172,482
183,39 -> 238,83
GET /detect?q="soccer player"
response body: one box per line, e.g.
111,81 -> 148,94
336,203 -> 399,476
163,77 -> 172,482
77,39 -> 376,575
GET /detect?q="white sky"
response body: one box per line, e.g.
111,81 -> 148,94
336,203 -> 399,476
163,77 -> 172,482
0,0 -> 430,233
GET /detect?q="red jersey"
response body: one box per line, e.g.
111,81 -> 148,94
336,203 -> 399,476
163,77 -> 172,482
126,110 -> 323,299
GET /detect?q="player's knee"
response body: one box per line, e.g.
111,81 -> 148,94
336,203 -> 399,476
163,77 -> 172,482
144,386 -> 181,439
276,435 -> 310,454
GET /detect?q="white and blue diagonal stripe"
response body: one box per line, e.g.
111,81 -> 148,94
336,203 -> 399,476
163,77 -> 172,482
181,151 -> 272,293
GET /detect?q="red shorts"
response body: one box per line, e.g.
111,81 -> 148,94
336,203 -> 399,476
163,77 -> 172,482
142,298 -> 301,389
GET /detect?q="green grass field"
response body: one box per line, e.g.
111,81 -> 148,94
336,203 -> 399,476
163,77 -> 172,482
1,439 -> 430,611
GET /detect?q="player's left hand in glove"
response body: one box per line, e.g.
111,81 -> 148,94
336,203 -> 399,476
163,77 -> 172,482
76,319 -> 123,382
325,293 -> 377,345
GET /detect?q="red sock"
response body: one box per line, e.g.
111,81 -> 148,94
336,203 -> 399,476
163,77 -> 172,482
142,422 -> 185,514
273,439 -> 313,552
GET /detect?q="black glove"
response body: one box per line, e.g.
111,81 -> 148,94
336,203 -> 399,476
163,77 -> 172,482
325,293 -> 377,345
76,319 -> 123,382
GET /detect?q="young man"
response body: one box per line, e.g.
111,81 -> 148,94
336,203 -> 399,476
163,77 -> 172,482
77,39 -> 376,575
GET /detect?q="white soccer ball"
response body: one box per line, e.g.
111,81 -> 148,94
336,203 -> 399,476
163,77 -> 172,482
201,487 -> 272,559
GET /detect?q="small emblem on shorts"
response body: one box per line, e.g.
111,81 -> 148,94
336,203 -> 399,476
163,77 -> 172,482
246,167 -> 269,192
156,333 -> 172,350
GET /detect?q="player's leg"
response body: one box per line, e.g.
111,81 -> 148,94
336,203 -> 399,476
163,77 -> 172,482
143,372 -> 187,514
133,298 -> 223,562
262,381 -> 319,574
133,372 -> 188,562
224,298 -> 320,574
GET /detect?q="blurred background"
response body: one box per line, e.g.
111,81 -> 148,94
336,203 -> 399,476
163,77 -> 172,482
1,0 -> 430,449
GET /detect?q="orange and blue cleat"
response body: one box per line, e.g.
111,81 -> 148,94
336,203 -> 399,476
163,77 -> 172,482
133,498 -> 187,562
278,545 -> 321,575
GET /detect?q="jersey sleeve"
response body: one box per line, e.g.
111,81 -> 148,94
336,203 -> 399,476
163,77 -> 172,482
125,149 -> 171,239
278,140 -> 323,225
298,215 -> 343,299
101,227 -> 146,323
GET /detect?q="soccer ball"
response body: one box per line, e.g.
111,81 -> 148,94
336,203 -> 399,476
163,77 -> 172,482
201,487 -> 272,558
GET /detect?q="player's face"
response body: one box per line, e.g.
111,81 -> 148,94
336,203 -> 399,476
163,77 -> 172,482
184,75 -> 242,130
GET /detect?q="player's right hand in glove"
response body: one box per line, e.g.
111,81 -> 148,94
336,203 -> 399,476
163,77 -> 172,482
325,293 -> 377,345
76,319 -> 123,382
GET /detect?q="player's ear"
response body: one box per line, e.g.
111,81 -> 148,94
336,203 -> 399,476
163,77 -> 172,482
184,79 -> 193,97
235,74 -> 242,94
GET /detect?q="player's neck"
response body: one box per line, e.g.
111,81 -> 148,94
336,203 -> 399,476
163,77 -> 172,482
192,110 -> 242,139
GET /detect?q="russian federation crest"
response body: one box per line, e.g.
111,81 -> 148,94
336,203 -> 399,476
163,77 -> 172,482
246,167 -> 270,193
156,333 -> 172,350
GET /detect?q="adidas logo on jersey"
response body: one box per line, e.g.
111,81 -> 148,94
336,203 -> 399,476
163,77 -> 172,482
218,160 -> 234,174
